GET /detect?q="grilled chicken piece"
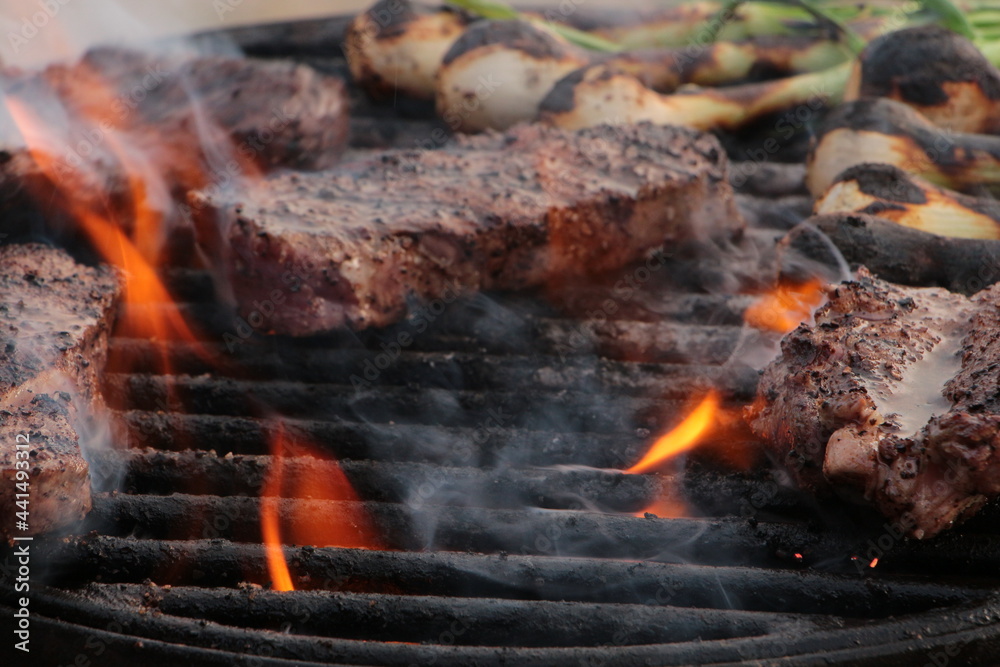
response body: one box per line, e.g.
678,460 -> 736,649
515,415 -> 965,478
192,122 -> 743,335
745,268 -> 1000,538
0,244 -> 121,540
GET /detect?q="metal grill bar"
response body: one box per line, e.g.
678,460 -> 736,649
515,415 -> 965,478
106,339 -> 759,398
113,409 -> 656,467
122,305 -> 745,362
84,494 -> 1000,574
103,373 -> 717,434
161,266 -> 756,320
104,449 -> 667,511
39,537 -> 992,617
15,587 -> 1000,667
81,583 -> 811,647
0,592 -> 812,667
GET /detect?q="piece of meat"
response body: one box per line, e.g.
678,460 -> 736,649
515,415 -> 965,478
744,268 -> 1000,538
56,47 -> 350,171
0,47 -> 349,243
0,244 -> 121,540
191,122 -> 743,335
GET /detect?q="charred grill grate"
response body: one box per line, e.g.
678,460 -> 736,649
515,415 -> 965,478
7,264 -> 1000,667
3,14 -> 1000,667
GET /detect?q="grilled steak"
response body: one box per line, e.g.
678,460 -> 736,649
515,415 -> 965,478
0,47 -> 348,241
192,122 -> 743,335
0,244 -> 121,539
745,268 -> 1000,538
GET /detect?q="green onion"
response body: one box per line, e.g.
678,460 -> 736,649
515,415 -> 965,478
918,0 -> 976,39
793,0 -> 867,54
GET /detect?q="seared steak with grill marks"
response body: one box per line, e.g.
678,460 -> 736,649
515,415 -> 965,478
0,244 -> 121,540
192,122 -> 743,335
745,268 -> 1000,538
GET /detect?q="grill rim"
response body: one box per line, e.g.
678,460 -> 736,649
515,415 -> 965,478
8,588 -> 1000,667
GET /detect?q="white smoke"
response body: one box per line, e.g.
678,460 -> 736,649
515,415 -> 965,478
0,0 -> 359,68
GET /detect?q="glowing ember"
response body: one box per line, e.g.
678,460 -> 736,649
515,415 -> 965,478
869,557 -> 879,568
632,496 -> 689,519
626,390 -> 720,475
262,424 -> 383,591
744,278 -> 826,333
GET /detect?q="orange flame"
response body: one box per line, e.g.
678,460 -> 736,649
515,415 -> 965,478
4,64 -> 308,579
262,423 -> 384,591
744,278 -> 826,333
260,493 -> 294,592
627,390 -> 720,475
2,94 -> 206,356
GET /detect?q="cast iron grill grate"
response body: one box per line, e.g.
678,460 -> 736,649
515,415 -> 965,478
2,13 -> 1000,667
7,262 -> 999,667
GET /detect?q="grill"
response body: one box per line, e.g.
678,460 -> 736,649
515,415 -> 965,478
3,12 -> 1000,667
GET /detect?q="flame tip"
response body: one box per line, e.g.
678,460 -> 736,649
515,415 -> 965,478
744,277 -> 826,334
626,390 -> 720,475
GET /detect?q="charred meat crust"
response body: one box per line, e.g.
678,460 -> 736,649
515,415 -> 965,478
745,269 -> 1000,537
744,270 -> 935,490
0,244 -> 121,539
194,122 -> 743,335
855,25 -> 1000,106
0,245 -> 120,395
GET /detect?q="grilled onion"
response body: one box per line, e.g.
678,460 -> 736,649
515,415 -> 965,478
435,20 -> 588,132
539,61 -> 849,132
844,25 -> 1000,134
806,98 -> 1000,196
438,16 -> 855,133
345,0 -> 470,101
815,163 -> 1000,240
